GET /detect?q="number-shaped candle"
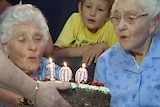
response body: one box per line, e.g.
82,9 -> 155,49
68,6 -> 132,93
47,57 -> 56,80
75,63 -> 88,84
59,62 -> 72,82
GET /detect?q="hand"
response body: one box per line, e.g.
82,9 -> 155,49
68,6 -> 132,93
82,42 -> 109,65
7,94 -> 21,107
34,81 -> 71,107
0,88 -> 23,107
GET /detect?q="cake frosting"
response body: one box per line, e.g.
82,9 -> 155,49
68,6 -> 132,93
71,82 -> 110,94
58,81 -> 111,107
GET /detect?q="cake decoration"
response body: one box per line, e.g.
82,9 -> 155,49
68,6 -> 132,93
70,82 -> 110,94
59,61 -> 73,81
75,62 -> 88,83
46,57 -> 56,80
59,81 -> 111,107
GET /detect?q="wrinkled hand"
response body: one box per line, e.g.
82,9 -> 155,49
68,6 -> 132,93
34,81 -> 71,107
82,42 -> 108,65
6,94 -> 21,107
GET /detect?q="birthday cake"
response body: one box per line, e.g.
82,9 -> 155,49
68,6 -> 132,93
59,82 -> 111,107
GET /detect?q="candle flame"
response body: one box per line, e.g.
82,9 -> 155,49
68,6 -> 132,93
49,57 -> 53,63
63,62 -> 67,67
82,63 -> 86,68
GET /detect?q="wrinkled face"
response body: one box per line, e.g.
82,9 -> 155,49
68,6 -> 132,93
111,0 -> 154,52
5,24 -> 45,74
79,0 -> 109,32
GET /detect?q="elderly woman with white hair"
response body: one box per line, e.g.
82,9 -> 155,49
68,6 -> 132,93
94,0 -> 160,106
0,4 -> 64,107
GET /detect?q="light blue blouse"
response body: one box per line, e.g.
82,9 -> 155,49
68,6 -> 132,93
94,34 -> 160,107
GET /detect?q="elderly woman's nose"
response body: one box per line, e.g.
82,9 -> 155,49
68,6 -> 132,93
28,40 -> 37,51
117,18 -> 127,31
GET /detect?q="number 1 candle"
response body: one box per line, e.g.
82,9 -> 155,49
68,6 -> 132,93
47,57 -> 56,80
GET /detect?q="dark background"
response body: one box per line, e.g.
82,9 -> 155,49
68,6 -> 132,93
26,0 -> 80,42
7,0 -> 80,42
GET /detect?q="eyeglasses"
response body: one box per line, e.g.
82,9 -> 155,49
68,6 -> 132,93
110,13 -> 148,25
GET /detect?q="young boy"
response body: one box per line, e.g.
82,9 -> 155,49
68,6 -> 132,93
54,0 -> 118,66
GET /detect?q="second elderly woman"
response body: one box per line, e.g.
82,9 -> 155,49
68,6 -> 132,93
94,0 -> 160,106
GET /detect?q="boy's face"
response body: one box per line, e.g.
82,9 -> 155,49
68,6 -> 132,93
79,0 -> 109,32
5,24 -> 45,74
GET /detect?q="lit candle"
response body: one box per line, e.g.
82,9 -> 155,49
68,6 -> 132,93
59,61 -> 72,82
47,57 -> 56,80
75,63 -> 88,84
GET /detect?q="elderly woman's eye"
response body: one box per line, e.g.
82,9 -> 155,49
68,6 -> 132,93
111,16 -> 120,21
126,14 -> 136,20
34,35 -> 43,41
18,39 -> 26,42
18,36 -> 26,42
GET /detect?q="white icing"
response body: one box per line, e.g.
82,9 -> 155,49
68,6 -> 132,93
70,82 -> 110,94
54,81 -> 110,94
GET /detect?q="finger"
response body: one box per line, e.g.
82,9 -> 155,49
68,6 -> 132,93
54,81 -> 71,90
87,54 -> 95,66
94,53 -> 101,63
82,53 -> 90,64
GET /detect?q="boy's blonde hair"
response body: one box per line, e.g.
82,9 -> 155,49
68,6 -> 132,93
81,0 -> 115,15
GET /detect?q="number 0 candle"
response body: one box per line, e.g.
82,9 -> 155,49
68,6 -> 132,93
59,62 -> 72,81
75,63 -> 88,84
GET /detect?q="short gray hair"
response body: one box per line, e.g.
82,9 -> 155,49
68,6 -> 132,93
112,0 -> 160,34
0,4 -> 49,44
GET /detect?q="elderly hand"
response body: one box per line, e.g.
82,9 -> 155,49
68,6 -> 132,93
34,81 -> 71,107
82,42 -> 109,65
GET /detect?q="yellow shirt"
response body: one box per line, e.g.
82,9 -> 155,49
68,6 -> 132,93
54,13 -> 118,48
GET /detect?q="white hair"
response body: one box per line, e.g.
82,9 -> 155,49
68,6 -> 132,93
0,4 -> 49,45
113,0 -> 160,17
112,0 -> 160,34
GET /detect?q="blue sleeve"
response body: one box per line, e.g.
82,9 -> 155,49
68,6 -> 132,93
94,56 -> 107,85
